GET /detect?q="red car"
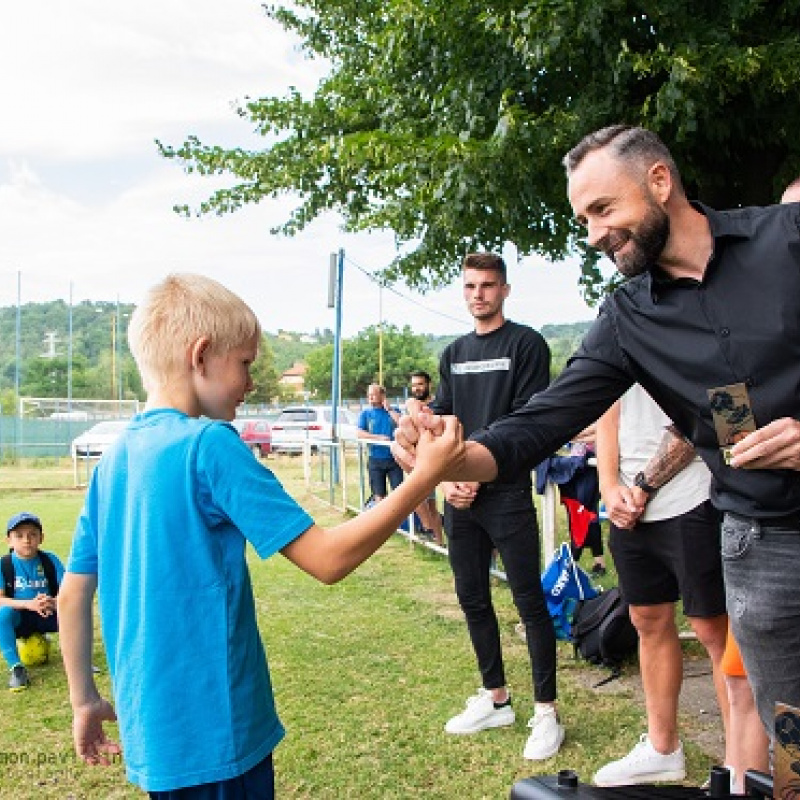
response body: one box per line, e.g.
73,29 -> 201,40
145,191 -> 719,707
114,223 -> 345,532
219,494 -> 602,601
236,419 -> 272,457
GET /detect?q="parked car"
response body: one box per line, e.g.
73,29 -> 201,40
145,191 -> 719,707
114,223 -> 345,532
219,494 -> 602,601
70,420 -> 129,459
236,418 -> 272,458
270,405 -> 359,454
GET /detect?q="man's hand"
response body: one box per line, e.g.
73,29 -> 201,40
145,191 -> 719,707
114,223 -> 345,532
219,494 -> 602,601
72,697 -> 121,766
441,481 -> 480,509
730,418 -> 800,470
29,593 -> 56,617
392,398 -> 444,471
604,484 -> 646,530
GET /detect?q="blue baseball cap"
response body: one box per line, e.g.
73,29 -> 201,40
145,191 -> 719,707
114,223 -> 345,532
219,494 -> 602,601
7,512 -> 42,534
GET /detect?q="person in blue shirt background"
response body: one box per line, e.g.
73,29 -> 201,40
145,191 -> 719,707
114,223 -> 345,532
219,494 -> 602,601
357,383 -> 404,502
0,511 -> 64,691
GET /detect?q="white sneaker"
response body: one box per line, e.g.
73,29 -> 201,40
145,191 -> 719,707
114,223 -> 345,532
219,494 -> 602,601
522,704 -> 565,760
444,689 -> 515,734
593,734 -> 686,786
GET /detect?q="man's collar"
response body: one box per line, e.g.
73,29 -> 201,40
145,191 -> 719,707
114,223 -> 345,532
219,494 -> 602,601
645,202 -> 753,297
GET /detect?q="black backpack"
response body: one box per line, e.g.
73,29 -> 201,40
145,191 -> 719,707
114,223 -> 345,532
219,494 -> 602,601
571,586 -> 638,686
1,551 -> 59,599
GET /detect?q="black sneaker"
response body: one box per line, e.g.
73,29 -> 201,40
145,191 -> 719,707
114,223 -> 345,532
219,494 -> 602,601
9,664 -> 29,692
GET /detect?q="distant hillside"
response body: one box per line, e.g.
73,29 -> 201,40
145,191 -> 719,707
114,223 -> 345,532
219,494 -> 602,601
541,321 -> 594,376
266,329 -> 333,373
0,300 -> 594,393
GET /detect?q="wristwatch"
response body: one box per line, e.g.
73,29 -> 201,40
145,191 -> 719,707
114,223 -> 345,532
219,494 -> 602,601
633,471 -> 658,496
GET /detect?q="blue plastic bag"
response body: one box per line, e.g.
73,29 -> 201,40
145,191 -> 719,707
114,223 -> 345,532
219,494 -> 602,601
541,542 -> 598,640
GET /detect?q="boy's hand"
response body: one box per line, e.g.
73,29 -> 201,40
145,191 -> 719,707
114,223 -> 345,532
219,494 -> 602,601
73,697 -> 121,766
414,415 -> 464,484
29,593 -> 56,617
392,399 -> 445,471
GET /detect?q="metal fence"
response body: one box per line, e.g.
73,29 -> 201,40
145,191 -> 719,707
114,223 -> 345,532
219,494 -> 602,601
0,415 -> 96,458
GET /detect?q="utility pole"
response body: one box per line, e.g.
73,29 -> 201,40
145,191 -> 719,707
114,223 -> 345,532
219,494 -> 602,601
328,249 -> 345,483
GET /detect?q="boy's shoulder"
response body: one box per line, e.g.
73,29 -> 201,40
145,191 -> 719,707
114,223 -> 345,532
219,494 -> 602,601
129,409 -> 236,443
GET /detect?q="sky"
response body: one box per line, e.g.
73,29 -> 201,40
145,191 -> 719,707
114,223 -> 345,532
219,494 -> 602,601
0,0 -> 599,338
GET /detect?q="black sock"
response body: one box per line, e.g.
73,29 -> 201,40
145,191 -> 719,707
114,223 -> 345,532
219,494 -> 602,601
493,697 -> 511,709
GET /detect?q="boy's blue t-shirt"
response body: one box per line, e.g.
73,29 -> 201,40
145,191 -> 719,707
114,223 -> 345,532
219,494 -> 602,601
357,407 -> 397,460
8,551 -> 64,598
68,409 -> 314,792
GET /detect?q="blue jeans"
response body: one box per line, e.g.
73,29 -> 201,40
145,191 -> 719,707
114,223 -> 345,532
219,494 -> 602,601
721,513 -> 800,740
445,486 -> 556,703
367,457 -> 403,498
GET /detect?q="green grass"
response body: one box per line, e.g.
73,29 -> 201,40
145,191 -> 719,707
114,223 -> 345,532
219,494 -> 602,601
0,458 -> 720,799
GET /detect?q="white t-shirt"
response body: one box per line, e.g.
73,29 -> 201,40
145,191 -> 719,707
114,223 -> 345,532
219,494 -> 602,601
618,384 -> 710,522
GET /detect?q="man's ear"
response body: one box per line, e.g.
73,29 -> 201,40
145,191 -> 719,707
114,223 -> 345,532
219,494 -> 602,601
648,161 -> 672,204
189,337 -> 212,373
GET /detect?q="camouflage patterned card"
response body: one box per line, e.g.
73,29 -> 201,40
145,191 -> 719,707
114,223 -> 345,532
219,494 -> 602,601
707,383 -> 757,464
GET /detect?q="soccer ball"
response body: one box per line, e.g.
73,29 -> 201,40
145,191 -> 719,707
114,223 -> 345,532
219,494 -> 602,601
17,633 -> 50,667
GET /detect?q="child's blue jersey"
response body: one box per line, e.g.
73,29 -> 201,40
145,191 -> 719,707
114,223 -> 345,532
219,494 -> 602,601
8,550 -> 64,598
68,409 -> 313,792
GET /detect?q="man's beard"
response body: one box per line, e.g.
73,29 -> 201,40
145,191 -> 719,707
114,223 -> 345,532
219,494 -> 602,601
606,203 -> 670,278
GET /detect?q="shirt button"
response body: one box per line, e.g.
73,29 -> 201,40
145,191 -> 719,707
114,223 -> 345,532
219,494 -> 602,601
720,327 -> 730,337
745,377 -> 754,387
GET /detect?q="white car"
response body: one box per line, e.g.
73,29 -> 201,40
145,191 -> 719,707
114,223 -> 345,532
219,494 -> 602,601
70,420 -> 129,459
270,405 -> 358,453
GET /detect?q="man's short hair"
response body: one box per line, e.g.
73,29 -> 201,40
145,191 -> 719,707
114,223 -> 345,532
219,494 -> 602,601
563,124 -> 683,192
410,370 -> 431,383
128,274 -> 261,390
462,253 -> 507,283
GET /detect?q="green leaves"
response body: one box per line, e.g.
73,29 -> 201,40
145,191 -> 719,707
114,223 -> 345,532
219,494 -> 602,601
162,0 -> 800,300
304,324 -> 438,398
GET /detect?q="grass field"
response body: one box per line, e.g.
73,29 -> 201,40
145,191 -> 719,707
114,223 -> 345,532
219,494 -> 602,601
0,456 -> 719,799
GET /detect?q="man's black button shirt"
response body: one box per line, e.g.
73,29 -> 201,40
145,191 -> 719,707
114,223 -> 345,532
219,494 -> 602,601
474,201 -> 800,518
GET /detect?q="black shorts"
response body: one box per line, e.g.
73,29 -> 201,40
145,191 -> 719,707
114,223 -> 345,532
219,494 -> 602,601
609,500 -> 726,618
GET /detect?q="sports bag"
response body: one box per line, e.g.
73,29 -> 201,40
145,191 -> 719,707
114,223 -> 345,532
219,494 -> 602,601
541,542 -> 598,640
571,586 -> 638,685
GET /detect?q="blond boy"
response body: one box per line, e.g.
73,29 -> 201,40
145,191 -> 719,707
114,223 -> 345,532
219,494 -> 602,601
58,274 -> 463,797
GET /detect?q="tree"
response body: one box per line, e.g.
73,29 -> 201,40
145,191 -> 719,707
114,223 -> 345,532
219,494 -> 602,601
249,335 -> 281,403
304,324 -> 438,399
160,1 -> 800,302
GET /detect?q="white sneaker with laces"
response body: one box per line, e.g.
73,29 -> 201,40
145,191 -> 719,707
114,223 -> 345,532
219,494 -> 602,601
593,734 -> 686,786
523,704 -> 565,760
444,689 -> 515,734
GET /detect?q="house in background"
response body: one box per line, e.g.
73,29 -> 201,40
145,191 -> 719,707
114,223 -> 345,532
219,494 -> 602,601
279,361 -> 307,397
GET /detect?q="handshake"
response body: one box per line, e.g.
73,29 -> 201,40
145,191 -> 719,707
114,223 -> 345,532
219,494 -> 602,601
390,399 -> 497,485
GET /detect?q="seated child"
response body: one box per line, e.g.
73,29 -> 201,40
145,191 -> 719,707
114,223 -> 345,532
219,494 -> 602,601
0,511 -> 64,691
58,273 -> 463,798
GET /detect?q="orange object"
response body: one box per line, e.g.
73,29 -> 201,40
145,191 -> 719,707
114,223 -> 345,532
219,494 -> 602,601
721,622 -> 747,678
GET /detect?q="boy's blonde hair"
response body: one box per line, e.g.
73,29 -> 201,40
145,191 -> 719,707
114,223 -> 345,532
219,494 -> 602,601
128,274 -> 261,389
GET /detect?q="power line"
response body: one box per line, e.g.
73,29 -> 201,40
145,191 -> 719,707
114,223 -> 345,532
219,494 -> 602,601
343,255 -> 469,328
